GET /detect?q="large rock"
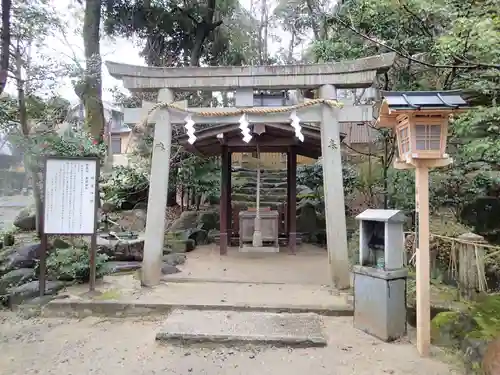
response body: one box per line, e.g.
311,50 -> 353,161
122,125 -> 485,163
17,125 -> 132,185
166,239 -> 196,253
163,253 -> 186,266
0,268 -> 35,294
169,211 -> 199,231
196,211 -> 219,231
166,229 -> 207,249
96,236 -> 145,261
296,201 -> 319,235
6,280 -> 65,307
13,204 -> 36,231
161,264 -> 180,275
2,243 -> 44,271
431,311 -> 478,348
112,209 -> 147,232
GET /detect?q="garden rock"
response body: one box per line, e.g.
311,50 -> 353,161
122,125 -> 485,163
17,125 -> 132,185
13,204 -> 36,231
161,263 -> 180,275
166,239 -> 195,253
52,238 -> 71,249
3,243 -> 44,271
96,236 -> 144,261
431,311 -> 478,348
461,335 -> 489,373
169,211 -> 199,231
163,253 -> 186,266
6,280 -> 65,307
296,202 -> 319,237
0,268 -> 35,294
168,228 -> 208,245
196,211 -> 219,231
105,261 -> 142,274
112,209 -> 147,232
297,185 -> 314,195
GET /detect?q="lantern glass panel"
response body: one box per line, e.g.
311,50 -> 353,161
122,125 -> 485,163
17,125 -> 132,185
398,126 -> 410,154
415,124 -> 441,151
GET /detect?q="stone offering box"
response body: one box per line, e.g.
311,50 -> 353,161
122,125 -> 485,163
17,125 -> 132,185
356,209 -> 406,270
353,209 -> 408,342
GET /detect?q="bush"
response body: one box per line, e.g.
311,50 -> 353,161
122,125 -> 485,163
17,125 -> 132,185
297,159 -> 359,200
45,246 -> 109,282
100,166 -> 150,209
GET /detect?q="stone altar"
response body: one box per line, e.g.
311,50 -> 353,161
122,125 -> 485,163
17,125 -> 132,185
239,210 -> 279,252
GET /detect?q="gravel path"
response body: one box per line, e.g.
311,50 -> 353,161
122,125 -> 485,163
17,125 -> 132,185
0,312 -> 460,375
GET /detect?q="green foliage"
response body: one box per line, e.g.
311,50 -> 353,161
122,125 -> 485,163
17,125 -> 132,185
100,166 -> 150,209
177,155 -> 220,206
470,295 -> 500,340
103,0 -> 258,66
297,159 -> 359,200
45,246 -> 109,282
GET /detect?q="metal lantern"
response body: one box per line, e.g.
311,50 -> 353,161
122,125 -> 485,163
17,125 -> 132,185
376,91 -> 469,164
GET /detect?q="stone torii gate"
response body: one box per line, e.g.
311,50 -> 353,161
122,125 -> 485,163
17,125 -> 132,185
106,53 -> 396,288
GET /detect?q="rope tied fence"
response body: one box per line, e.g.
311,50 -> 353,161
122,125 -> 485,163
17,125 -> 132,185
405,231 -> 500,299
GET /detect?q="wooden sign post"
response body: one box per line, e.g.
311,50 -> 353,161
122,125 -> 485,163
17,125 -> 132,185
40,156 -> 100,296
376,90 -> 469,357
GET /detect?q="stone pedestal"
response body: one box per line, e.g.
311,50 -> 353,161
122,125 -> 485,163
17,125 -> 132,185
239,210 -> 279,252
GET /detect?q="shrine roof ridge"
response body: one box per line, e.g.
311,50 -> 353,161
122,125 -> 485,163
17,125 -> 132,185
105,53 -> 396,91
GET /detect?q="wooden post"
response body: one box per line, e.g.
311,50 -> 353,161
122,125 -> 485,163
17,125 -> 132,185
220,145 -> 229,255
142,88 -> 174,286
286,151 -> 291,236
415,164 -> 430,357
288,146 -> 297,254
227,151 -> 232,246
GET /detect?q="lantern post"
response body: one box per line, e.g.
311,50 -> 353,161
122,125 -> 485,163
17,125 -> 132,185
375,90 -> 469,357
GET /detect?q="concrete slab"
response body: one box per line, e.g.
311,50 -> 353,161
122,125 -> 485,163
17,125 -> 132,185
156,309 -> 327,347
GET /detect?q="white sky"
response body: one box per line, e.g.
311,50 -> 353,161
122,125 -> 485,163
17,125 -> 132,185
25,0 -> 292,104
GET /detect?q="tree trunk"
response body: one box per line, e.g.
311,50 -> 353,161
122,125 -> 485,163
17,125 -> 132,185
81,0 -> 105,141
0,0 -> 11,94
189,0 -> 222,66
15,45 -> 43,237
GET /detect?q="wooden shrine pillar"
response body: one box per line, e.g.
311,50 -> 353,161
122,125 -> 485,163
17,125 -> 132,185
227,151 -> 232,245
219,145 -> 230,255
287,146 -> 297,254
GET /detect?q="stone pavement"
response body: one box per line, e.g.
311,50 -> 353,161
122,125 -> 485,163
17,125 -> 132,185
156,310 -> 327,347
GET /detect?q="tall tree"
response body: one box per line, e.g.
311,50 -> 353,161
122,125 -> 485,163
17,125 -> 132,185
0,0 -> 12,94
75,0 -> 105,141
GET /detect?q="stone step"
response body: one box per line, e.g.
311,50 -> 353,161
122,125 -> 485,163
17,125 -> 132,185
233,168 -> 287,175
232,201 -> 283,209
214,234 -> 303,247
232,193 -> 286,202
234,187 -> 288,195
155,309 -> 327,348
236,181 -> 289,189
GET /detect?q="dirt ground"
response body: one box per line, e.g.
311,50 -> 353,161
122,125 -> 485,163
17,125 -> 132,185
0,312 -> 460,375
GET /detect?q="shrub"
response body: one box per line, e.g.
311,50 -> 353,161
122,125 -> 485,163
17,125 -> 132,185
100,166 -> 150,209
45,246 -> 109,282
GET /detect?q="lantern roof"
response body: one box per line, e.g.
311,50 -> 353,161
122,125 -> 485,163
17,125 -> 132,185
380,90 -> 468,111
375,90 -> 470,127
